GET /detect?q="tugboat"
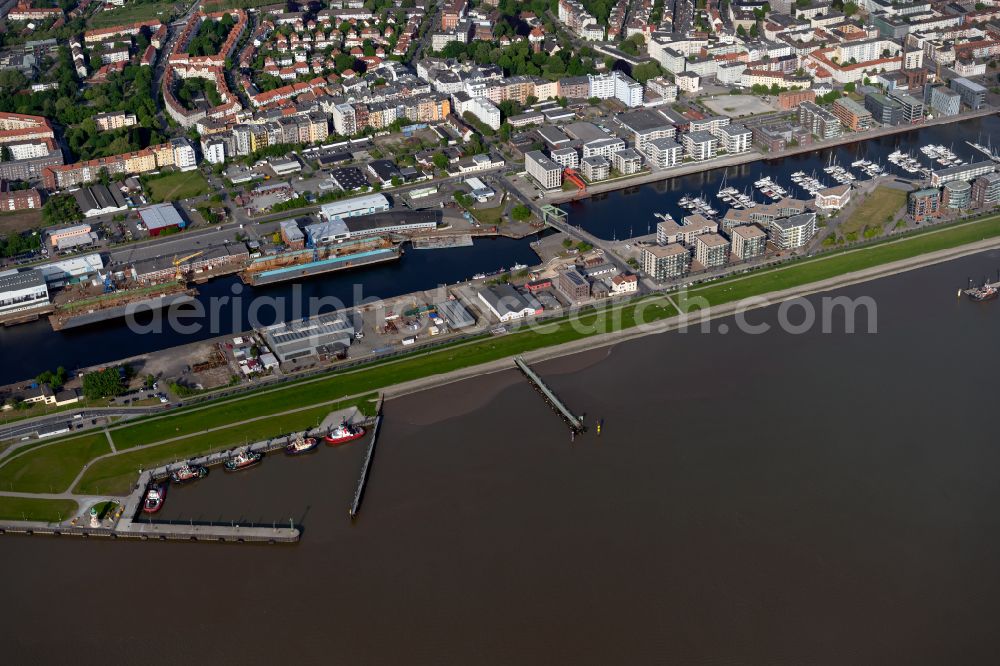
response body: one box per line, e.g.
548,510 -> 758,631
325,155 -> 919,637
285,435 -> 319,455
142,484 -> 167,513
224,448 -> 263,471
169,463 -> 208,484
324,421 -> 366,446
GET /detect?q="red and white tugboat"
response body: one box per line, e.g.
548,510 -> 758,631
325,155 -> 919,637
142,484 -> 167,513
285,435 -> 319,455
324,421 -> 366,446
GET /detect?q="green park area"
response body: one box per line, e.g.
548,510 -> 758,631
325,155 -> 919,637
87,1 -> 182,28
76,398 -> 377,495
0,497 -> 78,522
838,187 -> 908,240
144,170 -> 212,203
5,212 -> 1000,517
0,433 -> 109,494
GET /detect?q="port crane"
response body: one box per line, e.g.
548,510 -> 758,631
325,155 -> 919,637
172,250 -> 204,281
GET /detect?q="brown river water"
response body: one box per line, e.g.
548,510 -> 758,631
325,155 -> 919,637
4,253 -> 1000,664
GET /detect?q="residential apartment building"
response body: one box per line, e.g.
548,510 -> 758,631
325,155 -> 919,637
832,97 -> 873,131
694,233 -> 730,269
642,243 -> 690,281
768,213 -> 817,250
972,172 -> 1000,208
798,101 -> 842,139
644,137 -> 682,169
580,155 -> 610,181
950,77 -> 987,110
730,224 -> 767,260
682,131 -> 719,161
908,188 -> 940,221
612,149 -> 642,175
930,161 -> 995,187
715,124 -> 751,154
525,150 -> 562,189
549,147 -> 579,169
94,111 -> 138,131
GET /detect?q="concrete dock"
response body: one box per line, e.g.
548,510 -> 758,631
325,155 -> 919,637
514,356 -> 585,434
350,397 -> 383,519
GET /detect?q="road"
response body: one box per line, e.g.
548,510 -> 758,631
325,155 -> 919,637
0,406 -> 167,449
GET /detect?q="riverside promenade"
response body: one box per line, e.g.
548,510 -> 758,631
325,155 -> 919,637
382,233 -> 1000,402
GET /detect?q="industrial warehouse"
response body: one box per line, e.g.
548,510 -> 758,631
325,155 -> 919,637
0,192 -> 447,330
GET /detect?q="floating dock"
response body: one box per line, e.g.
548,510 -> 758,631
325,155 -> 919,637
349,398 -> 383,518
49,291 -> 198,331
241,238 -> 401,286
514,356 -> 585,434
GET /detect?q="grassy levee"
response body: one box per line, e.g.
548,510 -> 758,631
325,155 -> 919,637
13,211 -> 1000,504
76,398 -> 377,495
109,300 -> 677,450
0,433 -> 109,494
685,214 -> 1000,307
0,497 -> 78,523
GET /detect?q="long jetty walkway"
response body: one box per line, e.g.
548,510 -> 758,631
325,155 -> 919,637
350,397 -> 383,519
514,357 -> 585,434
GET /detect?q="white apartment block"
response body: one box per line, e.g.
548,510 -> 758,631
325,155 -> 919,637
612,149 -> 643,175
588,71 -> 643,107
170,138 -> 197,171
582,137 -> 627,160
682,131 -> 718,161
525,150 -> 563,189
581,155 -> 610,181
550,147 -> 579,169
715,124 -> 752,154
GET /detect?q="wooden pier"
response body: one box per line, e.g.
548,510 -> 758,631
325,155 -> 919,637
349,398 -> 383,519
514,356 -> 585,434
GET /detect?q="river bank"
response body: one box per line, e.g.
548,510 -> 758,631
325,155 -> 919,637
5,211 -> 1000,510
4,252 -> 1000,663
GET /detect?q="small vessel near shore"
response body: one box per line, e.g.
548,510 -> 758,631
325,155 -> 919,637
325,421 -> 366,445
286,435 -> 319,455
224,448 -> 263,471
169,463 -> 208,484
967,282 -> 998,302
142,484 -> 167,513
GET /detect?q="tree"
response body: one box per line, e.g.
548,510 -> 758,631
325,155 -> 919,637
82,367 -> 126,400
844,82 -> 856,93
36,367 -> 68,392
432,152 -> 449,170
511,204 -> 531,221
42,194 -> 82,226
632,61 -> 662,84
844,1 -> 858,15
